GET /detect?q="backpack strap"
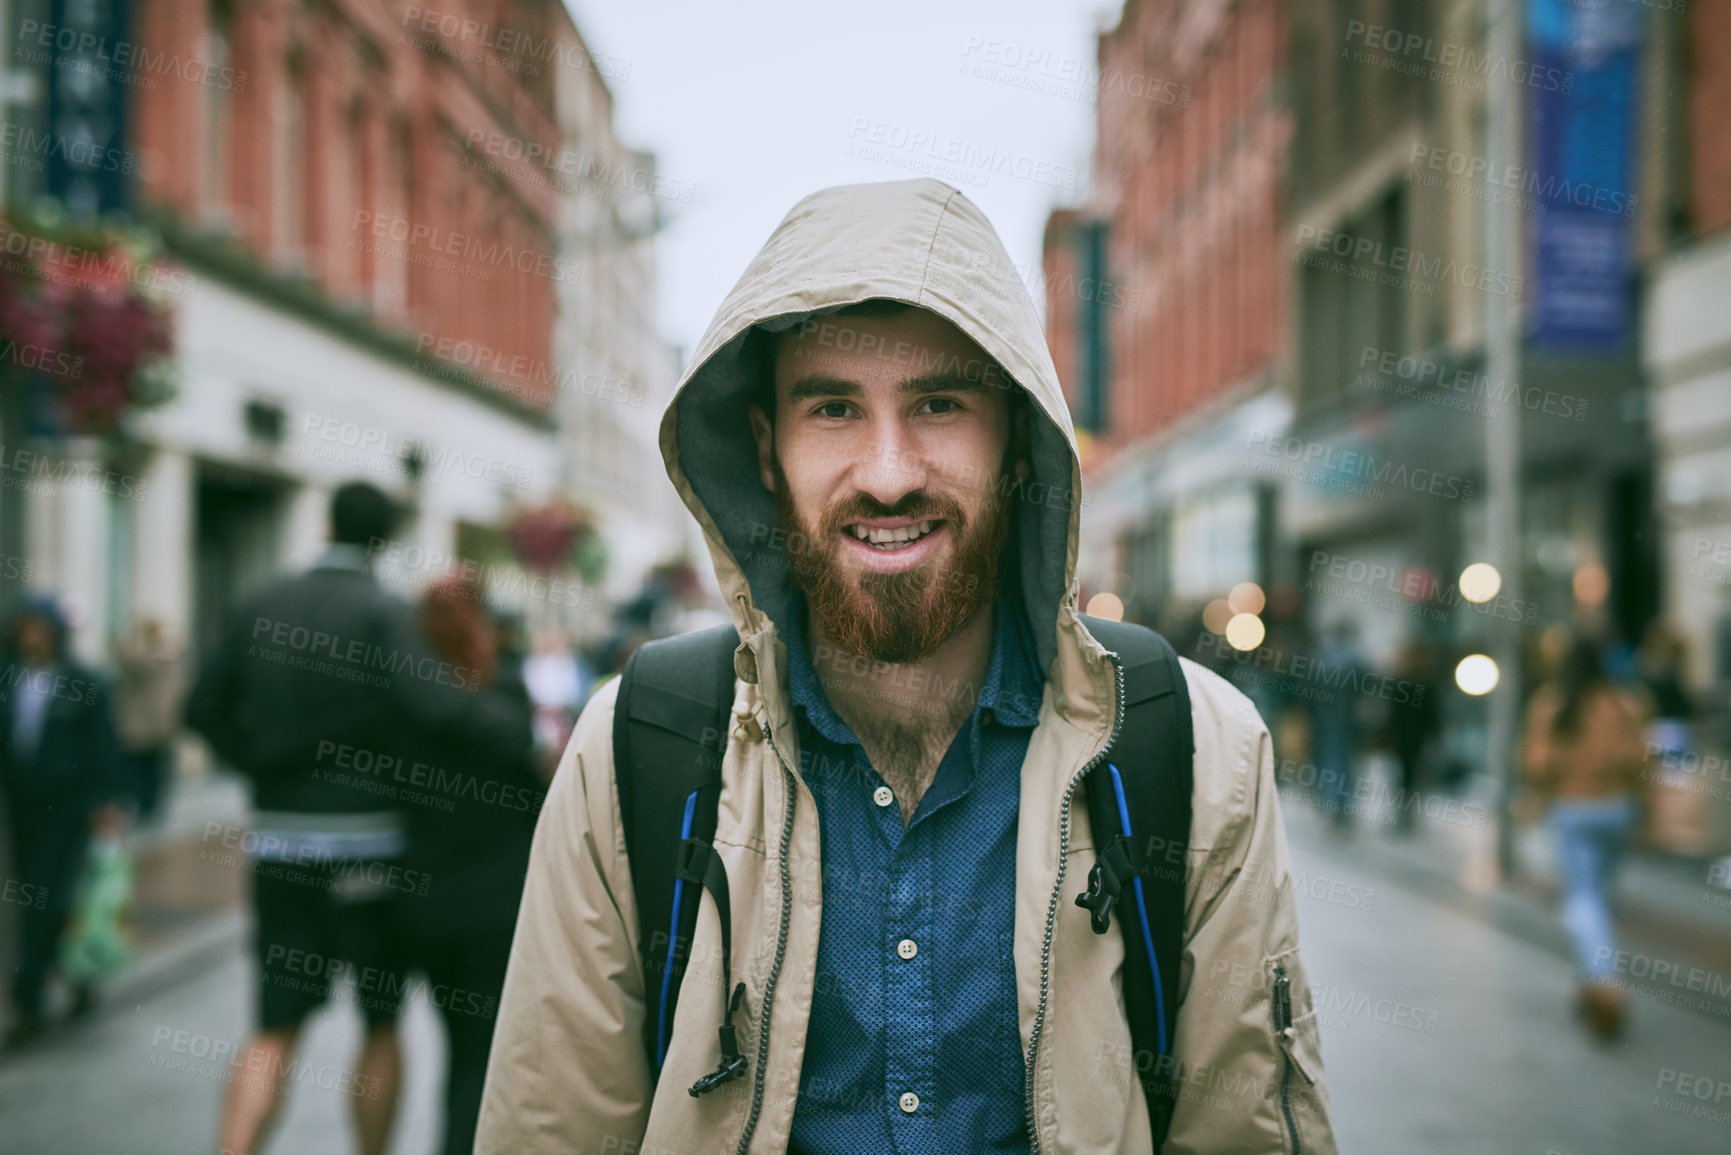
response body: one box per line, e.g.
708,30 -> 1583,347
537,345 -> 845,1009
612,623 -> 748,1097
1073,613 -> 1194,1150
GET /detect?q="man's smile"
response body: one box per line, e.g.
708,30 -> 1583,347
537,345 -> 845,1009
839,517 -> 949,571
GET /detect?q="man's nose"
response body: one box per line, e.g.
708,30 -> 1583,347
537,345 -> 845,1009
852,416 -> 928,506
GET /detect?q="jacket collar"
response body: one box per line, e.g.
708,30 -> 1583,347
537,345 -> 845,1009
312,543 -> 374,574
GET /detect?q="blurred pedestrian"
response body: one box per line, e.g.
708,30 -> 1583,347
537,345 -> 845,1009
399,577 -> 540,1155
184,482 -> 533,1155
1386,639 -> 1439,835
1520,633 -> 1652,1041
523,629 -> 583,771
0,596 -> 125,1050
1312,619 -> 1367,831
111,615 -> 185,825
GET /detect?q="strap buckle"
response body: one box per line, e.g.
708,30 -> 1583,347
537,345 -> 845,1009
674,837 -> 709,883
688,983 -> 749,1097
1075,837 -> 1140,935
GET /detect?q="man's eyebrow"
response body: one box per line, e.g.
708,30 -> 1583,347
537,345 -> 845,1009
785,376 -> 863,402
899,374 -> 990,395
783,372 -> 990,404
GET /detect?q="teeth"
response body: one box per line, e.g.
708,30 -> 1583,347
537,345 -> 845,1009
849,521 -> 938,549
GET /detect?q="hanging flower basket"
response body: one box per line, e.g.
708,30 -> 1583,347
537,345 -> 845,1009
0,212 -> 178,438
506,500 -> 606,585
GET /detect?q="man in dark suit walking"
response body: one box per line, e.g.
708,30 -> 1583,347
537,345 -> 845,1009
187,481 -> 531,1155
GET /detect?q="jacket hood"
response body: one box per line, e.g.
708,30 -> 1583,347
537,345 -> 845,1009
661,178 -> 1086,683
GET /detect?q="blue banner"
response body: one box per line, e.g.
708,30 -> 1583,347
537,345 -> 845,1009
1527,0 -> 1645,351
43,0 -> 132,217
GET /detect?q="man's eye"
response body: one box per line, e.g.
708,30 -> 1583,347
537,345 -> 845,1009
812,401 -> 853,419
919,397 -> 962,415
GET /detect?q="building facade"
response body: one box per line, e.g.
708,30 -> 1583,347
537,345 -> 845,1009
1,0 -> 684,662
1051,0 -> 1684,680
1277,0 -> 1681,674
544,16 -> 693,610
1643,0 -> 1731,720
1044,0 -> 1290,630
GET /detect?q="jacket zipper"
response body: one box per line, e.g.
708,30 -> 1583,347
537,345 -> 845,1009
735,726 -> 799,1155
1273,962 -> 1300,1155
1022,652 -> 1125,1154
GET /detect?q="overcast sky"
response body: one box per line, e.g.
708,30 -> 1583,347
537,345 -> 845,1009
563,0 -> 1118,363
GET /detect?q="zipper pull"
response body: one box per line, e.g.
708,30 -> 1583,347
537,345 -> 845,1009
1272,963 -> 1293,1036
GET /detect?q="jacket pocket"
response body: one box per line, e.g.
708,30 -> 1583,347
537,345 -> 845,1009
1265,950 -> 1324,1155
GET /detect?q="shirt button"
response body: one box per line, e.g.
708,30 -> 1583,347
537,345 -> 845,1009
899,1091 -> 920,1113
873,786 -> 894,808
896,938 -> 918,960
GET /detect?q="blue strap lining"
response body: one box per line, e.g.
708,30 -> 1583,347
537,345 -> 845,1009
1107,762 -> 1168,1056
655,790 -> 701,1072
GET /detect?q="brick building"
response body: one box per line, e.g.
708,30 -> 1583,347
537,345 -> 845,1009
132,0 -> 562,408
1044,0 -> 1290,623
0,0 -> 685,665
1052,0 -> 1689,677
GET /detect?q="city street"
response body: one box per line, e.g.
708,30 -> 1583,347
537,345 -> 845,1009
1,0 -> 1727,1152
3,777 -> 1727,1155
0,940 -> 445,1155
1285,796 -> 1731,1155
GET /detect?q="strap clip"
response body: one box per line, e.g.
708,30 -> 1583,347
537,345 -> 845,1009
1075,837 -> 1140,935
689,983 -> 750,1097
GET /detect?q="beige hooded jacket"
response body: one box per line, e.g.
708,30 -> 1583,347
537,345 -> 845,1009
476,179 -> 1337,1155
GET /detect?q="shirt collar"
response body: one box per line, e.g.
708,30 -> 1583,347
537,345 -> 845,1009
313,543 -> 374,574
784,592 -> 1044,748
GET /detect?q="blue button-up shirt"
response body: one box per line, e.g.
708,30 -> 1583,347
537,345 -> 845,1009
784,594 -> 1044,1155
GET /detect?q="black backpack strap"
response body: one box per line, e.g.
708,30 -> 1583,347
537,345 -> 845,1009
611,623 -> 748,1096
1073,613 -> 1194,1151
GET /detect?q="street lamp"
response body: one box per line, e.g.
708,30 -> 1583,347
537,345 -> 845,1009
1225,613 -> 1265,652
1456,654 -> 1501,696
1483,0 -> 1526,880
1228,581 -> 1266,615
1459,562 -> 1502,604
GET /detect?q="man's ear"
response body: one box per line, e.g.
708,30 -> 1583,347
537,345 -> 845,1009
748,404 -> 777,493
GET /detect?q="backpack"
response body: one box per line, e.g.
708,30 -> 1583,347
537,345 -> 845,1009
612,614 -> 1194,1147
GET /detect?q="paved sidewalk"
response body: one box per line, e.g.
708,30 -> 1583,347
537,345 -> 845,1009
1279,753 -> 1731,1021
1285,796 -> 1731,1154
0,947 -> 444,1155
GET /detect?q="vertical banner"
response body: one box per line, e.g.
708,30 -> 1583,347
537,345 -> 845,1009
44,0 -> 132,217
1527,0 -> 1645,351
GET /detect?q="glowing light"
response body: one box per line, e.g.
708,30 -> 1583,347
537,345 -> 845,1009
1085,591 -> 1124,621
1228,581 -> 1266,616
1202,598 -> 1233,634
1455,654 -> 1500,696
1225,613 -> 1266,652
1458,563 -> 1502,604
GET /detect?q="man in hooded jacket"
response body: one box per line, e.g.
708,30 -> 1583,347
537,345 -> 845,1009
477,179 -> 1337,1155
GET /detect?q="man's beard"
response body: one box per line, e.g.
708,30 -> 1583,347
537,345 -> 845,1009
771,456 -> 1013,665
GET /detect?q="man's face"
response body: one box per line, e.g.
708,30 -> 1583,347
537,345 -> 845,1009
15,617 -> 54,666
748,308 -> 1025,664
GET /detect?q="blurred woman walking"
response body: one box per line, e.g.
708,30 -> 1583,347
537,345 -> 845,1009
1520,634 -> 1652,1041
401,577 -> 542,1155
